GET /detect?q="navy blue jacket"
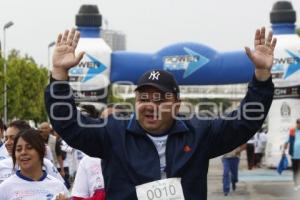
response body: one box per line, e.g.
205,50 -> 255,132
45,76 -> 274,200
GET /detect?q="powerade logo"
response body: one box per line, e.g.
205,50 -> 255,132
272,49 -> 300,79
163,47 -> 210,78
69,54 -> 107,83
274,57 -> 300,65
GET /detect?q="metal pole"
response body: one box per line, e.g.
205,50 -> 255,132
3,29 -> 6,124
3,21 -> 14,124
48,41 -> 55,69
3,28 -> 7,124
0,40 -> 2,58
47,41 -> 55,81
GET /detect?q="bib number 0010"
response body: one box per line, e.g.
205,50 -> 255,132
136,178 -> 185,200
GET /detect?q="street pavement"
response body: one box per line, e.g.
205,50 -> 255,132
207,155 -> 299,200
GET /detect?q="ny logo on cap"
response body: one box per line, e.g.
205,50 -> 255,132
149,71 -> 160,80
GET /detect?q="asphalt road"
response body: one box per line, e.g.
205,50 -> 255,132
207,156 -> 299,200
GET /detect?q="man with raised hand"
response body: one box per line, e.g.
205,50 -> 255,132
45,27 -> 276,200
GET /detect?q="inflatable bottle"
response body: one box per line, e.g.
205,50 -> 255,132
69,4 -> 112,103
265,1 -> 300,167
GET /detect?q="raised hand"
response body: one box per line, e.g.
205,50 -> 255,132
245,27 -> 277,81
52,28 -> 85,80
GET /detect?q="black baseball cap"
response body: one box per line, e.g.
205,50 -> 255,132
135,70 -> 179,95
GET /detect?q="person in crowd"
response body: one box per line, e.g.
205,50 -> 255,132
246,136 -> 255,170
0,119 -> 8,160
0,120 -> 7,160
71,156 -> 105,200
39,122 -> 65,177
254,128 -> 267,168
0,143 -> 8,161
0,119 -> 5,147
45,27 -> 276,199
222,145 -> 245,196
283,118 -> 300,190
60,140 -> 85,183
0,120 -> 64,184
53,130 -> 71,189
0,129 -> 69,199
0,120 -> 32,161
71,105 -> 117,200
72,104 -> 119,200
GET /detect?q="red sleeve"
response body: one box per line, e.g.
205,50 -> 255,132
72,197 -> 84,200
72,189 -> 105,200
290,128 -> 295,137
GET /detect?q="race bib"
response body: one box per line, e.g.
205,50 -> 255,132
136,178 -> 185,200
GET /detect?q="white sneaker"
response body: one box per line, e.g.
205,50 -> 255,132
293,185 -> 300,191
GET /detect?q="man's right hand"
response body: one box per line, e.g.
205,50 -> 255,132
52,28 -> 85,80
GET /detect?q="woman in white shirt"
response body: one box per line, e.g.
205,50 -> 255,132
72,156 -> 105,200
0,156 -> 64,184
0,125 -> 64,184
0,129 -> 69,200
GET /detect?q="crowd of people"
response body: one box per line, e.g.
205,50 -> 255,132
0,103 -> 124,199
0,109 -> 106,199
221,119 -> 300,196
221,128 -> 268,196
245,128 -> 268,170
0,26 -> 284,200
283,119 -> 300,191
1,114 -> 298,199
44,26 -> 275,200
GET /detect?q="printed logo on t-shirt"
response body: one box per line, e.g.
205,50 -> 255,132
52,166 -> 58,174
183,145 -> 192,153
46,193 -> 54,200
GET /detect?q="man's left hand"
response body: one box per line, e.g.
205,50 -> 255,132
245,27 -> 277,81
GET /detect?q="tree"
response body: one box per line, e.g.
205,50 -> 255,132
0,50 -> 48,123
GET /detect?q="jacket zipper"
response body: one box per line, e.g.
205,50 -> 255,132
165,135 -> 171,178
144,134 -> 163,180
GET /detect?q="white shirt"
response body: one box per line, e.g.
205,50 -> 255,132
60,140 -> 74,168
0,172 -> 69,200
247,136 -> 255,144
45,145 -> 54,163
254,132 -> 268,153
0,145 -> 9,160
72,156 -> 104,198
58,143 -> 85,176
147,134 -> 168,179
71,149 -> 85,175
0,157 -> 64,184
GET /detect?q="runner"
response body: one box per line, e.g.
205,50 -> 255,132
0,120 -> 64,184
45,27 -> 276,199
0,129 -> 69,199
72,156 -> 105,200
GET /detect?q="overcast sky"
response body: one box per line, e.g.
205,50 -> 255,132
0,0 -> 299,66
